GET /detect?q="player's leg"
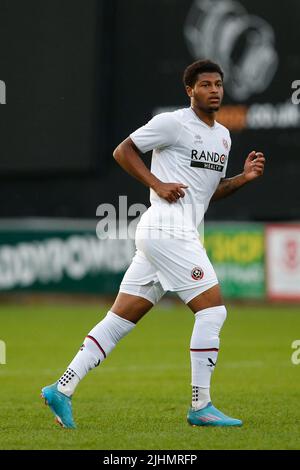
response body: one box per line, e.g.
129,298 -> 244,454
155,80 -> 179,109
186,284 -> 225,411
180,284 -> 242,426
136,232 -> 242,426
64,291 -> 153,388
61,291 -> 153,393
41,292 -> 153,428
187,283 -> 223,312
62,291 -> 153,393
110,291 -> 154,323
41,249 -> 165,428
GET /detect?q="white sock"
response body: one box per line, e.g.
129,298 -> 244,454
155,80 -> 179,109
57,311 -> 135,396
57,368 -> 80,397
192,386 -> 211,410
190,305 -> 227,410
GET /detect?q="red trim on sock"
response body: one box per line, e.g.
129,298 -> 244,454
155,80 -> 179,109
190,348 -> 219,352
86,335 -> 106,358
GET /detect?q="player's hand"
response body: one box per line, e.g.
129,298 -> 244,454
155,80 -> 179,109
152,182 -> 188,203
243,151 -> 265,181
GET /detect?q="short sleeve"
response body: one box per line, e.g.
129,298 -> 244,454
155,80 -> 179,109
130,112 -> 181,154
221,132 -> 231,178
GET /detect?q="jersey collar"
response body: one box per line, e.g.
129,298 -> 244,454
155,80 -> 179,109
189,107 -> 219,130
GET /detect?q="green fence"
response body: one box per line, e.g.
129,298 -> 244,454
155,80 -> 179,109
205,223 -> 265,299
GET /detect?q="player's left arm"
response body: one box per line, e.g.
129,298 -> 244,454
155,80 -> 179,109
211,151 -> 265,202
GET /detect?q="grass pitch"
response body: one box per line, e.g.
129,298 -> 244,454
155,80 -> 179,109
0,300 -> 299,450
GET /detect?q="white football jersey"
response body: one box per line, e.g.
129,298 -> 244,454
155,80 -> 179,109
130,107 -> 231,236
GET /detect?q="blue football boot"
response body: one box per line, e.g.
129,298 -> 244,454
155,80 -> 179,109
41,383 -> 76,429
187,402 -> 242,427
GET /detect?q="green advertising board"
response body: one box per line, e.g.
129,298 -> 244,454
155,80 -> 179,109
204,223 -> 265,299
0,221 -> 135,294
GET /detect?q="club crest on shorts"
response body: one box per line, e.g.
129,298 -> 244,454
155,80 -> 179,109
191,266 -> 204,280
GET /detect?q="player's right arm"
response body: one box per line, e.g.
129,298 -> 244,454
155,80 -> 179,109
113,113 -> 188,203
113,138 -> 187,203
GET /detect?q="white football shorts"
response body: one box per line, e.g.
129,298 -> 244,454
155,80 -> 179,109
119,228 -> 219,305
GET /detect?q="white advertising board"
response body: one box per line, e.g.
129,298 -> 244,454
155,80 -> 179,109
266,225 -> 300,300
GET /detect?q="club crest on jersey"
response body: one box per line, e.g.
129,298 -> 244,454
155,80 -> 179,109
191,266 -> 204,280
223,138 -> 229,150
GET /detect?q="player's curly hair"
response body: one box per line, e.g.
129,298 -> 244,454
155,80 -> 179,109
183,59 -> 224,88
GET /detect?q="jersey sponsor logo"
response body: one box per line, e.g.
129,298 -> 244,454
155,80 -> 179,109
191,266 -> 204,280
190,149 -> 226,172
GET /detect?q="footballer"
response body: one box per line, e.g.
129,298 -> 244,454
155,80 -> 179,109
41,59 -> 265,428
